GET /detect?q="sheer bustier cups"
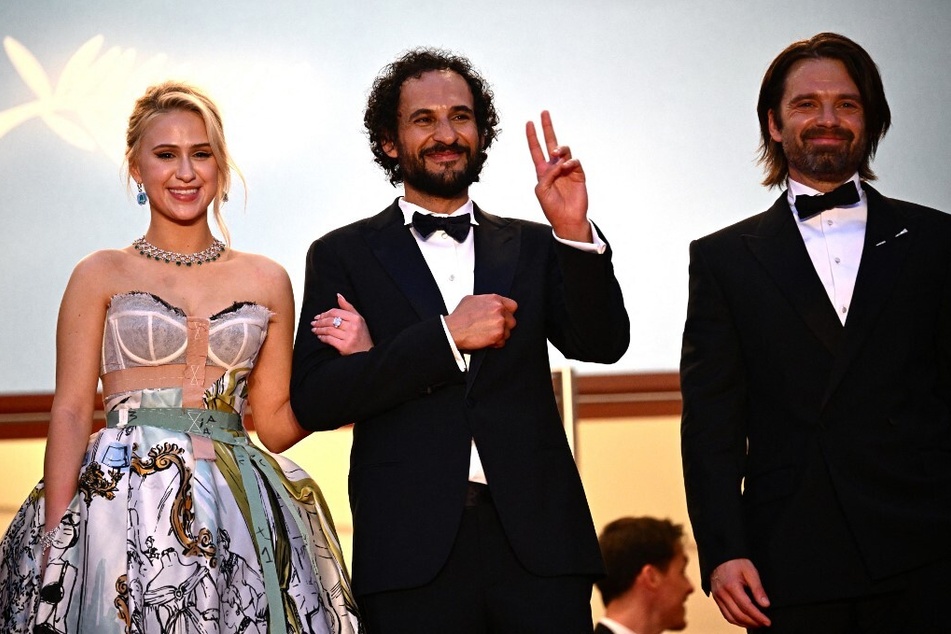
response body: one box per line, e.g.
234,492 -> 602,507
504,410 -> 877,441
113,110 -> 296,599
100,292 -> 271,414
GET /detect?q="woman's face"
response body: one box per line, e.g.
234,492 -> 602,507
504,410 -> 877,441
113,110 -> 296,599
130,109 -> 219,226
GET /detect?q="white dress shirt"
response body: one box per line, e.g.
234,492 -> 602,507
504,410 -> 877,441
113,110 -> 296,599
787,173 -> 866,325
398,197 -> 606,484
597,617 -> 637,634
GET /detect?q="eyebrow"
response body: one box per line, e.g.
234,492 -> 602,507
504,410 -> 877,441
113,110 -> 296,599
788,91 -> 863,103
149,142 -> 214,151
406,105 -> 475,119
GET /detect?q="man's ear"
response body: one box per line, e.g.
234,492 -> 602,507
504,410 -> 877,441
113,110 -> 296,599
382,136 -> 398,159
639,564 -> 662,590
768,110 -> 783,143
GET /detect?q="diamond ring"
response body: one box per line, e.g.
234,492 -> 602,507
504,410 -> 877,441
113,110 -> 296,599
332,316 -> 342,329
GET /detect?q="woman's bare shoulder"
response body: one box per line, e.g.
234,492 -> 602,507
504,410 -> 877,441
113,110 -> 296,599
229,250 -> 290,282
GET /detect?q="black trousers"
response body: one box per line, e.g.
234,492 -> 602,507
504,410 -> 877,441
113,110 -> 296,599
755,555 -> 951,634
359,483 -> 595,634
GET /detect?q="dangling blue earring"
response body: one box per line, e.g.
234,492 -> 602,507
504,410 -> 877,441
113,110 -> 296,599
136,183 -> 148,206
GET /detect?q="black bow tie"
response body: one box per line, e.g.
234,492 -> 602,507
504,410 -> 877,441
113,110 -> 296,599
412,211 -> 472,242
794,181 -> 861,220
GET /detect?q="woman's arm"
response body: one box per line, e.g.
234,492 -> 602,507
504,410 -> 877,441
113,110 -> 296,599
247,256 -> 374,453
43,255 -> 110,559
244,258 -> 308,453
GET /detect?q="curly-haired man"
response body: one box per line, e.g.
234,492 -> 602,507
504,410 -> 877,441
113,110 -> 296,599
291,48 -> 630,632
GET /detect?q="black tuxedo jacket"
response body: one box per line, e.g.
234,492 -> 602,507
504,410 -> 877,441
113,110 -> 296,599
680,185 -> 951,606
593,622 -> 617,634
291,200 -> 630,596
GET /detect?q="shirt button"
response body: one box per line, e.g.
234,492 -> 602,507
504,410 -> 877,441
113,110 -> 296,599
827,220 -> 834,226
841,306 -> 848,314
449,274 -> 455,282
834,257 -> 841,264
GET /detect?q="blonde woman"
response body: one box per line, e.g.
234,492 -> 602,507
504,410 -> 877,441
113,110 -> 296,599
0,81 -> 362,633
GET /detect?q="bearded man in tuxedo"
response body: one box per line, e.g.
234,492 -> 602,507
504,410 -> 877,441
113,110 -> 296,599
680,32 -> 951,632
291,48 -> 629,633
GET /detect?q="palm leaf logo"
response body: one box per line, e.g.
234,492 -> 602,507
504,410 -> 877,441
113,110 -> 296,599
0,35 -> 168,159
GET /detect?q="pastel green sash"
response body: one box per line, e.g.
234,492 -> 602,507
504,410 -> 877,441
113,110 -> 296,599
106,408 -> 310,634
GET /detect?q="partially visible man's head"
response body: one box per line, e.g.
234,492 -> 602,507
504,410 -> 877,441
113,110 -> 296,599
597,517 -> 694,632
364,48 -> 500,189
757,32 -> 891,188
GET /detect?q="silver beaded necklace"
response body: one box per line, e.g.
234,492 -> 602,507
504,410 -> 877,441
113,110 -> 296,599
132,236 -> 226,266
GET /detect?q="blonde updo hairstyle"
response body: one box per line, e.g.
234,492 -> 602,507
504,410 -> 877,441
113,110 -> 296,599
125,81 -> 243,246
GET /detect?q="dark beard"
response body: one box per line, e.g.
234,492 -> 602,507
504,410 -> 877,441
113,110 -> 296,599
400,142 -> 483,199
784,127 -> 866,184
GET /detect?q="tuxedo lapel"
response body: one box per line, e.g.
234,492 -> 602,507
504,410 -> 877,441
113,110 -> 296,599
366,202 -> 448,319
466,206 -> 520,388
820,185 -> 915,407
472,206 -> 520,296
743,193 -> 844,355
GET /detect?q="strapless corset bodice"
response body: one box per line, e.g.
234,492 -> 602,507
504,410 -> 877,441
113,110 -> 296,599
100,292 -> 271,414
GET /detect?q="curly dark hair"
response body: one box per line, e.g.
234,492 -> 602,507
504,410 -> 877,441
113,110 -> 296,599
757,32 -> 891,188
364,48 -> 501,186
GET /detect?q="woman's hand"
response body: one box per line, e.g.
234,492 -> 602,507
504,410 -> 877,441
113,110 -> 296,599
312,293 -> 374,355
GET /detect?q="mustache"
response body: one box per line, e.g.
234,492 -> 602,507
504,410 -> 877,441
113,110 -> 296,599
421,142 -> 469,157
802,127 -> 854,142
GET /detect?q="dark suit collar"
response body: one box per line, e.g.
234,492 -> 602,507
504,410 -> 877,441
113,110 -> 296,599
821,184 -> 915,405
745,185 -> 917,408
467,204 -> 520,388
366,198 -> 403,231
365,200 -> 522,392
471,204 -> 519,297
743,191 -> 845,354
366,199 -> 448,320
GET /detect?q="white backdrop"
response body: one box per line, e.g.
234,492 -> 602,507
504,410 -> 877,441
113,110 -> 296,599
2,0 -> 950,392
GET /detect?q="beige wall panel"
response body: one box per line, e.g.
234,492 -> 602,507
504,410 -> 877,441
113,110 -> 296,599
579,416 -> 732,633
